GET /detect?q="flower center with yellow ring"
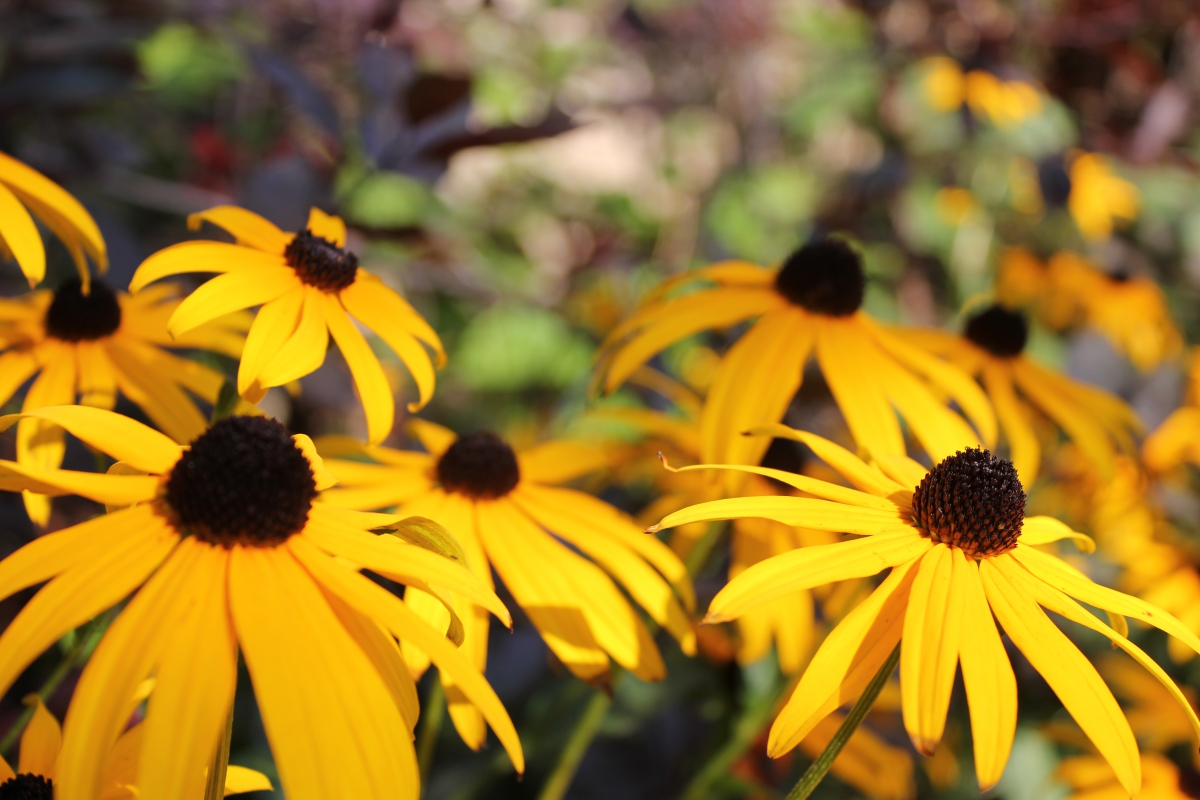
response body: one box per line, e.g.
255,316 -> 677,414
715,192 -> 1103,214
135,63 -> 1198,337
436,432 -> 521,500
284,229 -> 359,292
964,304 -> 1028,358
0,774 -> 54,800
164,416 -> 316,548
44,278 -> 121,342
910,448 -> 1025,557
773,239 -> 865,317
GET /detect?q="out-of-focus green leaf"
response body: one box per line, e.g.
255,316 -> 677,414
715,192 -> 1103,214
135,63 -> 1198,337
137,23 -> 245,102
706,165 -> 820,263
342,172 -> 434,229
452,305 -> 593,392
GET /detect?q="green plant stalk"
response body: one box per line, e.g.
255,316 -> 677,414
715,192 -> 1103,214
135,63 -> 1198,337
0,606 -> 119,756
683,521 -> 726,578
784,643 -> 901,800
212,380 -> 241,423
536,690 -> 612,800
418,678 -> 446,785
203,708 -> 234,800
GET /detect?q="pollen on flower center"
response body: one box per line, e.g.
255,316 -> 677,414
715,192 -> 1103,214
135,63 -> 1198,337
284,229 -> 359,292
164,416 -> 316,548
964,304 -> 1028,358
773,238 -> 865,317
44,278 -> 122,342
436,432 -> 521,500
0,774 -> 54,800
910,448 -> 1025,557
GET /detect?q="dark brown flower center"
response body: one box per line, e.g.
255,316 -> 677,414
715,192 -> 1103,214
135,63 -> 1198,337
44,278 -> 122,342
436,432 -> 520,500
284,229 -> 359,292
164,416 -> 316,547
0,774 -> 53,800
774,238 -> 865,317
964,304 -> 1028,358
910,448 -> 1025,557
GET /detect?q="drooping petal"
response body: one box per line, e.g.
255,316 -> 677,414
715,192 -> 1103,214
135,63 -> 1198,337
0,406 -> 182,473
515,441 -> 612,486
980,556 -> 1140,796
130,242 -> 284,293
0,459 -> 161,507
306,208 -> 346,246
229,545 -> 417,800
236,286 -> 304,402
323,293 -> 393,444
748,423 -> 906,500
75,341 -> 117,410
982,361 -> 1041,485
256,286 -> 330,389
707,530 -> 930,623
0,152 -> 104,275
187,206 -> 291,254
1011,357 -> 1116,479
1019,516 -> 1095,552
167,267 -> 297,338
660,462 -> 899,512
901,545 -> 964,756
340,273 -> 444,364
816,317 -> 905,459
652,496 -> 910,536
106,342 -> 209,446
0,350 -> 40,409
0,181 -> 46,286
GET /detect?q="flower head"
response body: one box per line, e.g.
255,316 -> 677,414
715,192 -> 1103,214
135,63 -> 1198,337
649,423 -> 1200,793
0,406 -> 523,800
130,206 -> 446,443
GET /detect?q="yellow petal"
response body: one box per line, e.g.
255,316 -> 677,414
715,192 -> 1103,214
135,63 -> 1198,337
0,350 -> 41,411
515,441 -> 611,486
0,459 -> 161,505
306,207 -> 346,247
816,317 -> 905,459
228,545 -> 417,800
187,206 -> 290,254
237,286 -> 304,401
982,361 -> 1041,485
293,434 -> 338,491
0,151 -> 105,273
323,293 -> 393,444
652,496 -> 910,536
256,286 -> 329,388
106,342 -> 209,446
1011,357 -> 1116,480
130,242 -> 283,293
707,530 -> 930,623
0,406 -> 182,473
748,423 -> 906,499
18,698 -> 62,778
407,419 -> 457,458
1019,516 -> 1095,553
0,181 -> 46,286
900,545 -> 964,756
223,765 -> 274,796
75,341 -> 117,409
661,462 -> 899,512
167,266 -> 297,338
980,556 -> 1140,797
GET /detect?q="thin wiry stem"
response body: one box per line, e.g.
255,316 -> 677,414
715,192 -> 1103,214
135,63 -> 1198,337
784,643 -> 900,800
536,690 -> 612,800
203,708 -> 234,800
418,677 -> 446,785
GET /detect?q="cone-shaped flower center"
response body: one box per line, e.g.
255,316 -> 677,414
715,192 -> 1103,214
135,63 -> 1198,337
911,448 -> 1025,557
165,416 -> 316,548
0,774 -> 53,800
436,432 -> 521,500
773,238 -> 865,317
284,229 -> 359,292
44,278 -> 121,342
964,304 -> 1028,358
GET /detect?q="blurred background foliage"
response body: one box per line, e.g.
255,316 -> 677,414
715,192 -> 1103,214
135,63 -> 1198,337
4,0 -> 1200,798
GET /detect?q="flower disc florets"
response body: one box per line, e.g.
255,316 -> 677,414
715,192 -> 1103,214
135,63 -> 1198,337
774,238 -> 865,317
44,278 -> 121,342
911,448 -> 1025,557
436,432 -> 521,500
164,416 -> 316,548
0,774 -> 53,800
284,229 -> 359,292
964,304 -> 1028,358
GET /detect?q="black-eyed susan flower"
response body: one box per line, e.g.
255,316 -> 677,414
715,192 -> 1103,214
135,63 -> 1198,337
0,278 -> 249,525
316,420 -> 695,745
595,239 -> 996,471
919,57 -> 1042,127
1017,152 -> 1140,241
898,304 -> 1140,483
1057,753 -> 1200,800
0,151 -> 107,290
130,206 -> 445,443
0,697 -> 271,800
648,424 -> 1200,794
0,406 -> 523,800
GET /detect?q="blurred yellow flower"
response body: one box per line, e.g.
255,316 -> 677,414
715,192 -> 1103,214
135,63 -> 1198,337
650,425 -> 1200,794
920,57 -> 1042,127
1145,350 -> 1200,472
0,407 -> 522,800
0,279 -> 249,525
131,206 -> 445,443
1067,152 -> 1140,241
1058,753 -> 1199,800
316,420 -> 695,745
898,304 -> 1140,483
0,151 -> 107,290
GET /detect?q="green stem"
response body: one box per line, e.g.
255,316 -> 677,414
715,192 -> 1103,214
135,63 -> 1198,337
683,521 -> 726,578
535,690 -> 612,800
0,606 -> 119,756
211,380 -> 241,423
203,709 -> 234,800
784,643 -> 900,800
417,678 -> 445,785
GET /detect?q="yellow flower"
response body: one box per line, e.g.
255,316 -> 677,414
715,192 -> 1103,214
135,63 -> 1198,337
316,420 -> 695,744
595,240 -> 996,471
0,697 -> 271,800
0,279 -> 249,525
0,151 -> 107,290
897,303 -> 1140,483
1144,350 -> 1200,471
1057,754 -> 1198,800
919,57 -> 1042,126
1067,152 -> 1140,241
130,206 -> 445,443
648,424 -> 1200,793
0,406 -> 523,800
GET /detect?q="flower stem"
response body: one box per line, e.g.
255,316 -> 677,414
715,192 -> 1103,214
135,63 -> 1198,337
417,678 -> 445,784
212,380 -> 241,423
536,689 -> 612,800
0,606 -> 118,756
203,708 -> 234,800
783,643 -> 900,800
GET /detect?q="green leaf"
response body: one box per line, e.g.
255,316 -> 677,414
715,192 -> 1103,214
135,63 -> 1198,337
377,516 -> 472,569
341,172 -> 433,229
